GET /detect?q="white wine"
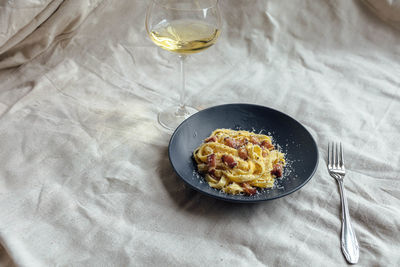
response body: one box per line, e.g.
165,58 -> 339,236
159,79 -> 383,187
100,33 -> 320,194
149,19 -> 220,54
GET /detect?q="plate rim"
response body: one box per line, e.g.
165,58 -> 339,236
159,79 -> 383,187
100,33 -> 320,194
168,103 -> 319,203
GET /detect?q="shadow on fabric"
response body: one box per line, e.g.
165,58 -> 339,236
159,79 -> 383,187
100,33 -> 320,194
0,243 -> 15,267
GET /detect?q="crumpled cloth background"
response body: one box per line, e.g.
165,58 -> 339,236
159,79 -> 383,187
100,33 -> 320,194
0,0 -> 400,266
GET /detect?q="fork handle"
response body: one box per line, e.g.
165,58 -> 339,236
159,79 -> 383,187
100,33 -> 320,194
338,179 -> 359,264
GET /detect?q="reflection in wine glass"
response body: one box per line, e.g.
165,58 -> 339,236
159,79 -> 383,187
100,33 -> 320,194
145,0 -> 221,131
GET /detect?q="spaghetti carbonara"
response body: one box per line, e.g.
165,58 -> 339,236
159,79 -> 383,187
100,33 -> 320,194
193,129 -> 285,195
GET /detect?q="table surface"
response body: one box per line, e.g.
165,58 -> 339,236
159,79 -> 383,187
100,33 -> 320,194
0,0 -> 399,266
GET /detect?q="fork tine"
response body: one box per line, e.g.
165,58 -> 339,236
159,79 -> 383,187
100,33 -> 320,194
333,142 -> 337,168
340,142 -> 344,168
336,142 -> 340,168
328,142 -> 331,167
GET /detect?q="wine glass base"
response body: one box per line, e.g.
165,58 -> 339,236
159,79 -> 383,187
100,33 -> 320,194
158,105 -> 198,131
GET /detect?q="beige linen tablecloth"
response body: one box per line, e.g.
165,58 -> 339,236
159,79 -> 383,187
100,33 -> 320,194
1,0 -> 400,266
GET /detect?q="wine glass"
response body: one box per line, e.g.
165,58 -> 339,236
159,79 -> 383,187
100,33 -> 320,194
145,0 -> 221,131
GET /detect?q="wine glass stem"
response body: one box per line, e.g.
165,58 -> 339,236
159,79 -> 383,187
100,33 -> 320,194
178,54 -> 187,114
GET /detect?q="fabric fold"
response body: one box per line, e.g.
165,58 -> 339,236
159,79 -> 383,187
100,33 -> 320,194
362,0 -> 400,29
0,0 -> 105,70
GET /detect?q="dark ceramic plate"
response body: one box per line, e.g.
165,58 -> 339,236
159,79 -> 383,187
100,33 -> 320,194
168,104 -> 319,203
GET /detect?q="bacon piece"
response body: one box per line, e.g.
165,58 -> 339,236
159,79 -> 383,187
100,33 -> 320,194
208,168 -> 220,180
224,137 -> 248,149
209,168 -> 216,176
271,164 -> 283,177
207,154 -> 216,168
238,147 -> 248,160
237,138 -> 248,147
205,136 -> 217,143
224,137 -> 239,149
249,136 -> 260,145
261,140 -> 274,150
242,183 -> 257,195
262,150 -> 269,157
222,155 -> 237,168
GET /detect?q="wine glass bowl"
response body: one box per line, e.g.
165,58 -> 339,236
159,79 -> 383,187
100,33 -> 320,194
148,19 -> 220,55
145,0 -> 221,131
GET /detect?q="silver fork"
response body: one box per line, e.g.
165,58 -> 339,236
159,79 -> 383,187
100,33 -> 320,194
328,142 -> 359,264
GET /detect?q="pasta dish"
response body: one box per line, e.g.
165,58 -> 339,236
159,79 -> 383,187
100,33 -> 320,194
193,129 -> 285,195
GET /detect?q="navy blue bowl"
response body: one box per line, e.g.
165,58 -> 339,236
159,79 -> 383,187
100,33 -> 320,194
168,103 -> 319,203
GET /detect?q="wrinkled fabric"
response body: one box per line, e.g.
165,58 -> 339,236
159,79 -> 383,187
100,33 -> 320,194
0,0 -> 400,266
0,0 -> 104,69
363,0 -> 400,29
0,0 -> 53,47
